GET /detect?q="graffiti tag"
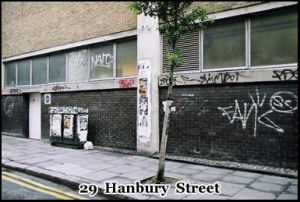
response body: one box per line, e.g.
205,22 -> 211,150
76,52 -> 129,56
119,79 -> 134,88
272,69 -> 298,81
9,88 -> 22,94
159,72 -> 239,86
51,85 -> 71,92
91,53 -> 113,68
218,88 -> 298,137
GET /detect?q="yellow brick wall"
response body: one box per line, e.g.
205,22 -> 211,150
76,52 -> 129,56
2,2 -> 265,59
189,1 -> 263,13
2,2 -> 137,59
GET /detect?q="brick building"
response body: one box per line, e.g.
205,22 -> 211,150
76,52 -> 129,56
2,2 -> 298,169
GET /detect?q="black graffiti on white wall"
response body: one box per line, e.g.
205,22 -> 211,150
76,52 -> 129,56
195,72 -> 239,84
51,85 -> 71,92
159,72 -> 239,86
9,88 -> 22,94
272,69 -> 298,81
218,88 -> 298,137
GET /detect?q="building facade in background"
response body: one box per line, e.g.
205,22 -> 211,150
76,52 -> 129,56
2,2 -> 298,169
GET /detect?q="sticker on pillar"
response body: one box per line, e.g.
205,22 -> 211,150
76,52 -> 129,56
138,60 -> 151,78
139,78 -> 148,98
50,114 -> 62,137
63,115 -> 74,138
44,94 -> 51,105
77,114 -> 88,142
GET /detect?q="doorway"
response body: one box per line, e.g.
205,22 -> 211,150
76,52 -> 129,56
29,93 -> 41,139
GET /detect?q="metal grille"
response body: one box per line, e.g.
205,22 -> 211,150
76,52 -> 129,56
163,31 -> 200,73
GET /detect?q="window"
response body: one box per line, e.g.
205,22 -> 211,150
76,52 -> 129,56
17,60 -> 30,86
32,56 -> 47,85
3,37 -> 137,87
90,43 -> 114,79
163,6 -> 297,72
68,49 -> 89,82
117,39 -> 137,77
49,52 -> 66,83
202,7 -> 297,70
4,62 -> 16,87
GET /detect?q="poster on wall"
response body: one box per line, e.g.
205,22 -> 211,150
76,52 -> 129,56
50,114 -> 62,137
63,115 -> 74,139
137,60 -> 151,143
77,114 -> 88,142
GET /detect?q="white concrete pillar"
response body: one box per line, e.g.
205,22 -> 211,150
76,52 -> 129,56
136,14 -> 162,156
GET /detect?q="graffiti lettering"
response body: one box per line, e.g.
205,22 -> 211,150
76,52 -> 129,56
9,89 -> 22,94
159,72 -> 239,86
272,69 -> 298,81
119,79 -> 134,88
69,51 -> 86,67
159,76 -> 184,86
197,72 -> 238,84
218,89 -> 297,136
51,85 -> 71,92
91,53 -> 113,68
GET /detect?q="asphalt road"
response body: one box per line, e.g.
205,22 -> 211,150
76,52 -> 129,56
1,168 -> 112,200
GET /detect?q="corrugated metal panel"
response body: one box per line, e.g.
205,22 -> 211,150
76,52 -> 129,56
163,31 -> 200,73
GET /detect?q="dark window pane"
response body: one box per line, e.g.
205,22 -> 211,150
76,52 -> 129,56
32,56 -> 47,85
49,53 -> 66,83
4,62 -> 16,87
204,20 -> 245,69
117,39 -> 137,77
251,9 -> 298,66
17,60 -> 30,86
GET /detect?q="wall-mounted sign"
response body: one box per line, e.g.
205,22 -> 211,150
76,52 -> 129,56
44,94 -> 51,105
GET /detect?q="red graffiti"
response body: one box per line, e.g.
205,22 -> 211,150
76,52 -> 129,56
119,79 -> 134,88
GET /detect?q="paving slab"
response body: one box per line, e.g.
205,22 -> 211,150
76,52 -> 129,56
285,185 -> 298,195
191,172 -> 224,182
276,193 -> 298,200
215,181 -> 245,196
221,175 -> 255,184
230,170 -> 262,179
249,181 -> 285,192
106,165 -> 142,174
230,188 -> 276,199
258,175 -> 295,185
81,170 -> 118,182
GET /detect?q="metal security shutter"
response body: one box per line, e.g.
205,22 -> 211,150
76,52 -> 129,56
163,31 -> 200,73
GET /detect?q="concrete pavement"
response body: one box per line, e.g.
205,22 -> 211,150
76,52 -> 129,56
2,135 -> 298,200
